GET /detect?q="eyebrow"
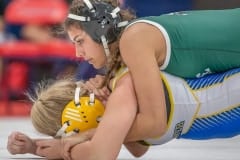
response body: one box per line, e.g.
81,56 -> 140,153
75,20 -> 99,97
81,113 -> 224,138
73,35 -> 81,42
72,32 -> 85,42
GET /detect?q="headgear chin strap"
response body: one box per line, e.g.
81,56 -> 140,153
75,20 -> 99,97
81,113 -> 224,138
67,0 -> 128,57
56,85 -> 105,137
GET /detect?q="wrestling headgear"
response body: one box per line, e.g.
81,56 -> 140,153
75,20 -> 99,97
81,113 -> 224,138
56,85 -> 105,137
67,0 -> 128,56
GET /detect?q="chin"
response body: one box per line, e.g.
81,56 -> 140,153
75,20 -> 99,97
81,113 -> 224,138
93,63 -> 105,69
92,64 -> 100,69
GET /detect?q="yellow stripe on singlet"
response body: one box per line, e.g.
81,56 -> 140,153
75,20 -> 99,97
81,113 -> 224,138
159,73 -> 175,130
111,67 -> 129,91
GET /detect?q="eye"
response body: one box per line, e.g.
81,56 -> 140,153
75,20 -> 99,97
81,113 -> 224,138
76,39 -> 84,45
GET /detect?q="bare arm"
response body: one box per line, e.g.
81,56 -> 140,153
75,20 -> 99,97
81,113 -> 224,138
68,132 -> 149,159
120,23 -> 168,141
36,73 -> 138,160
7,131 -> 41,156
70,73 -> 138,160
35,128 -> 96,159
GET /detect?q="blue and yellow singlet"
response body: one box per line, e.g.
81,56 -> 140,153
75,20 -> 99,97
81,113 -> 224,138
112,67 -> 240,145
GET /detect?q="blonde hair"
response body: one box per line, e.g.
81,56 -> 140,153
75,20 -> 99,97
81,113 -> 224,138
29,79 -> 87,137
65,0 -> 136,87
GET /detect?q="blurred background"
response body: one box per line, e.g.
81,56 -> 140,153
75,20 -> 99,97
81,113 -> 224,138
0,0 -> 239,116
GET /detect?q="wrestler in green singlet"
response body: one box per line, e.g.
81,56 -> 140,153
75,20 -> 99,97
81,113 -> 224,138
137,8 -> 240,78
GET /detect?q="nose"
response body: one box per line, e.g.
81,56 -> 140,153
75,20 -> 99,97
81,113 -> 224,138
75,45 -> 85,58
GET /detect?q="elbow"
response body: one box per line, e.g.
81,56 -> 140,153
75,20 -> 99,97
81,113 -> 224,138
132,153 -> 144,158
131,150 -> 147,158
158,124 -> 167,137
150,118 -> 167,138
126,143 -> 149,158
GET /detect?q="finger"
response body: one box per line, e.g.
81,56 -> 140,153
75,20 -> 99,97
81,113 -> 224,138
61,138 -> 71,154
14,132 -> 28,139
93,88 -> 103,97
63,142 -> 71,155
95,87 -> 110,102
62,138 -> 78,160
63,152 -> 71,160
96,88 -> 109,99
7,145 -> 17,154
84,82 -> 103,97
12,140 -> 26,146
8,136 -> 25,146
8,132 -> 19,141
95,74 -> 105,79
102,86 -> 111,96
62,144 -> 72,160
87,75 -> 105,89
36,146 -> 44,157
7,144 -> 23,154
16,134 -> 28,141
9,131 -> 22,136
84,80 -> 97,91
89,77 -> 102,88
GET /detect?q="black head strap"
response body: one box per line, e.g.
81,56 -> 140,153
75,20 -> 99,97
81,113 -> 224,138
68,0 -> 127,44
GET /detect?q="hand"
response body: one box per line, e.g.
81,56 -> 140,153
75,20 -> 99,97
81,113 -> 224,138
36,138 -> 65,160
61,129 -> 95,159
7,131 -> 36,155
82,75 -> 110,104
36,129 -> 95,160
69,143 -> 84,160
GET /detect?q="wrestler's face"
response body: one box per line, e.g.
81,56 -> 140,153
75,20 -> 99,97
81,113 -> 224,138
67,25 -> 107,69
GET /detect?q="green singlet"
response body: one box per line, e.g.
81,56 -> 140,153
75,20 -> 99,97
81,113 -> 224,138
131,8 -> 240,78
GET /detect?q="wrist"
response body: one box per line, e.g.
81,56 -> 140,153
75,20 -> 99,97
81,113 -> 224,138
29,140 -> 37,154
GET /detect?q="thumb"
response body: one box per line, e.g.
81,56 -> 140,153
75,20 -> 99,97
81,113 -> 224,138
15,134 -> 26,141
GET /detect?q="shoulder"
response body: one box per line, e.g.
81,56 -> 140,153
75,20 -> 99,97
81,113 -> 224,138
119,20 -> 166,64
120,19 -> 166,49
120,21 -> 157,44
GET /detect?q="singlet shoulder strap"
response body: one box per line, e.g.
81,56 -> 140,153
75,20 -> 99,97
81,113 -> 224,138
111,67 -> 129,91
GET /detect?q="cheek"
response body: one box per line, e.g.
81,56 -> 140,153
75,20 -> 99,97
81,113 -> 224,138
95,51 -> 107,68
91,44 -> 104,58
86,41 -> 107,67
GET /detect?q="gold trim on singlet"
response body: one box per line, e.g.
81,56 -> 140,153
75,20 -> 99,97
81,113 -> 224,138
111,67 -> 129,91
